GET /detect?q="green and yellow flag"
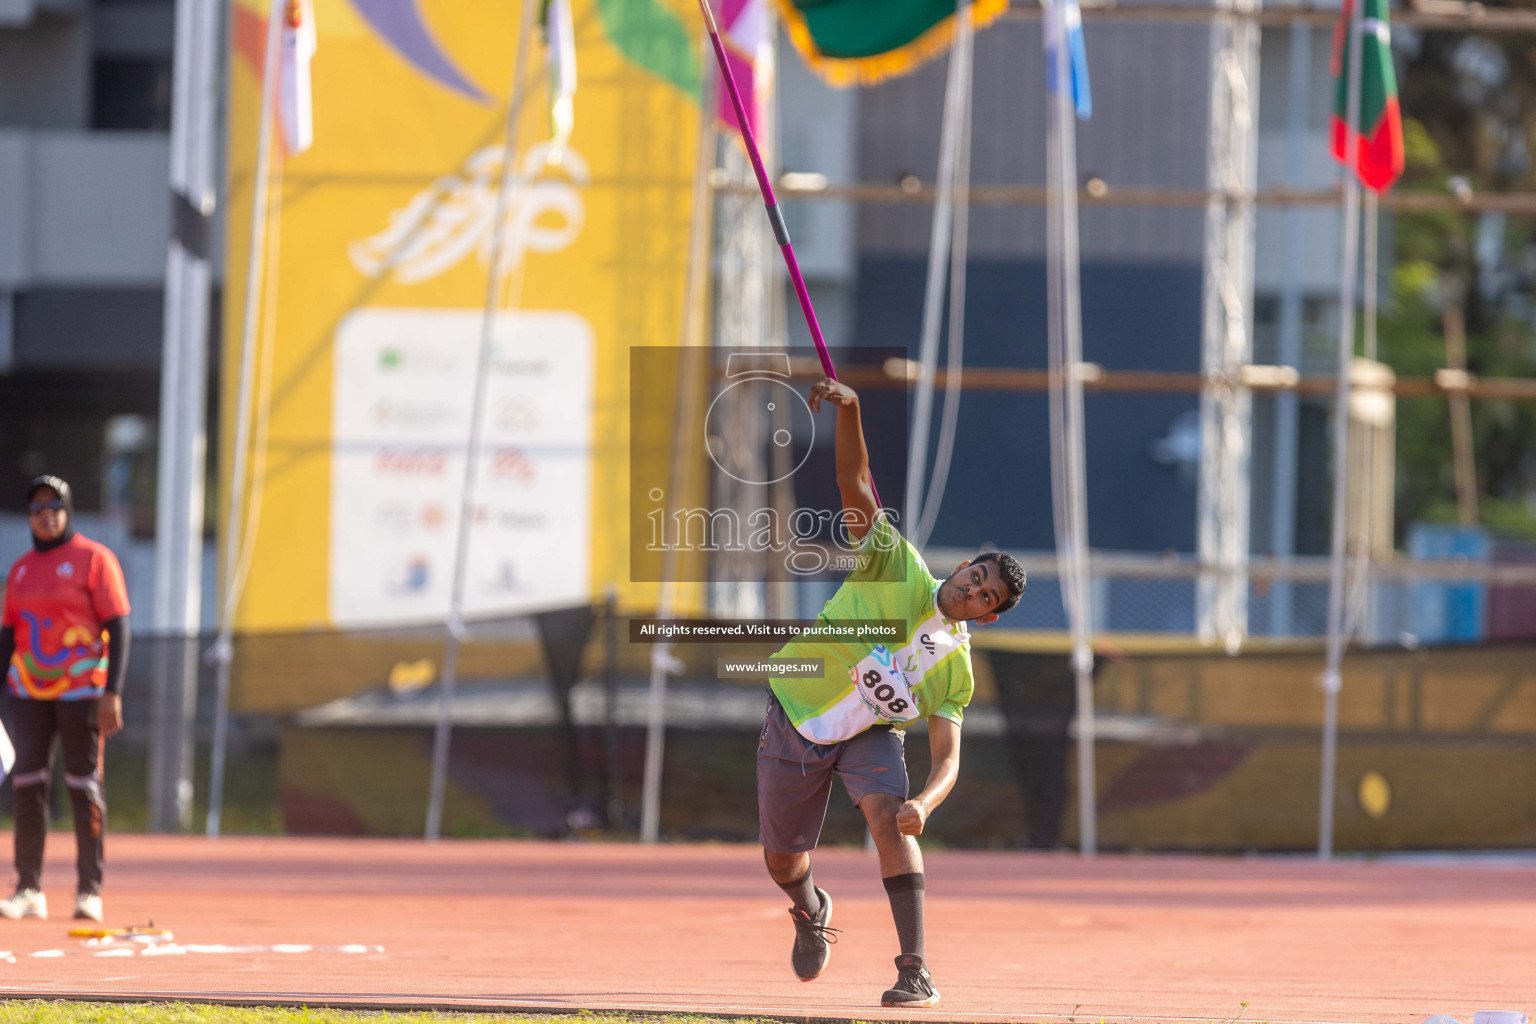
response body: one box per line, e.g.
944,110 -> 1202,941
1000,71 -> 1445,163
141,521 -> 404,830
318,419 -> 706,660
774,0 -> 1008,86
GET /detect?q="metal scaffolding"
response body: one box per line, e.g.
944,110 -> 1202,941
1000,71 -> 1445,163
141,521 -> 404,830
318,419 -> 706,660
710,133 -> 773,620
1197,0 -> 1259,653
689,0 -> 1536,858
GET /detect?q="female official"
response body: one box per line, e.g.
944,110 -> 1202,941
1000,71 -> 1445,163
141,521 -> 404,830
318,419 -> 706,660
0,476 -> 130,922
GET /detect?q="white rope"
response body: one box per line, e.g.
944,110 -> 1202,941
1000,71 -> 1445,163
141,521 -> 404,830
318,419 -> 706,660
225,160 -> 284,616
206,0 -> 285,837
1045,53 -> 1077,629
1044,0 -> 1097,854
905,0 -> 970,538
425,0 -> 542,841
914,5 -> 974,548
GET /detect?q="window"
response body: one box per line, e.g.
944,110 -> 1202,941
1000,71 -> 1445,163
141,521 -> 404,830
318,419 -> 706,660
91,57 -> 173,131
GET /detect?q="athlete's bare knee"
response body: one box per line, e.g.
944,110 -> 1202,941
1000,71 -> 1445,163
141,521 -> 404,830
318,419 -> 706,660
763,848 -> 809,883
859,793 -> 901,836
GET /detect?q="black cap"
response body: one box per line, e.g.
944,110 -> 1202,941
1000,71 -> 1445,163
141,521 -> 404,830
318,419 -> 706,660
25,475 -> 74,514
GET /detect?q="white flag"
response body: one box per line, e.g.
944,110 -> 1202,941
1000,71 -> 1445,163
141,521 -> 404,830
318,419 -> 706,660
278,0 -> 316,155
1043,0 -> 1092,120
546,0 -> 577,155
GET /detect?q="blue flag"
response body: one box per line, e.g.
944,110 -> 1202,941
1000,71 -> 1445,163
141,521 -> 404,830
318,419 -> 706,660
1044,0 -> 1092,120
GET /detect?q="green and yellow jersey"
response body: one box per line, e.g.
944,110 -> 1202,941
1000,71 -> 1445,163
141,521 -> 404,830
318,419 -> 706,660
770,513 -> 973,743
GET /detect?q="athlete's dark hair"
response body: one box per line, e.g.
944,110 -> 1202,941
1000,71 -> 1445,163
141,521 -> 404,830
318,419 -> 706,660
972,551 -> 1026,616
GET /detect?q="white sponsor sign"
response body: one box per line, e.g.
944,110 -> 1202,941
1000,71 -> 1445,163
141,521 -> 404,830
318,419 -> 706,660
330,308 -> 593,627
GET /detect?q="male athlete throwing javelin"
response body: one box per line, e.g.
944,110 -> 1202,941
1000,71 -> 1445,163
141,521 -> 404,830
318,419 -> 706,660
759,378 -> 1025,1007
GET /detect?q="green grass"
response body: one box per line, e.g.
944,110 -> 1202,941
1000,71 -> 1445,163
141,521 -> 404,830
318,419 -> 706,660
0,1006 -> 819,1024
0,744 -> 284,837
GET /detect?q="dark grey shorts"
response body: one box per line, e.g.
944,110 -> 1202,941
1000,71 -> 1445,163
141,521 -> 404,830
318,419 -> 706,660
756,694 -> 909,854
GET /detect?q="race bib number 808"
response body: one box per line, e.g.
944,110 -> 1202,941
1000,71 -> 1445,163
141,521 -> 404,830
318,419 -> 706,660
849,646 -> 920,724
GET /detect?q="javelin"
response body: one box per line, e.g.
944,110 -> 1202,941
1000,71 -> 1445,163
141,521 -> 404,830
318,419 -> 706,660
696,0 -> 884,511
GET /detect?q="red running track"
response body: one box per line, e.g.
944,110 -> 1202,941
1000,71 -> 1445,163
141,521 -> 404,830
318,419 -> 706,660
0,835 -> 1529,1022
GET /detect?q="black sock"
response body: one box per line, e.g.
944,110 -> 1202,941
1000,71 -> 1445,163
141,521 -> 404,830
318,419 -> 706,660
776,867 -> 822,915
883,872 -> 925,959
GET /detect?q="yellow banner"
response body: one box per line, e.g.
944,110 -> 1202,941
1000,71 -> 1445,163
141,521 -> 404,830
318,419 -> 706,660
223,0 -> 706,633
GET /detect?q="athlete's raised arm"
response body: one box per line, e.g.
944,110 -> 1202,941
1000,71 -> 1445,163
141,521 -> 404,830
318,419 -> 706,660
808,377 -> 879,542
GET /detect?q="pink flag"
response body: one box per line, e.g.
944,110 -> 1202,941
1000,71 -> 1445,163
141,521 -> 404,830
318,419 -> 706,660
716,0 -> 767,141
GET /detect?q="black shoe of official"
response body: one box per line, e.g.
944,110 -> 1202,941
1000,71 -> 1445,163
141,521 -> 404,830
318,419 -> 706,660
881,953 -> 941,1007
787,886 -> 839,981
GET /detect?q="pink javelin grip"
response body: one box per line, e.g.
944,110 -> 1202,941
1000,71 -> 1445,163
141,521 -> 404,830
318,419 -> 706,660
697,0 -> 885,511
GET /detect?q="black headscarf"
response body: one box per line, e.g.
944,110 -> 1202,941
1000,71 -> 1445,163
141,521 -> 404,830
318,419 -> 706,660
25,475 -> 76,553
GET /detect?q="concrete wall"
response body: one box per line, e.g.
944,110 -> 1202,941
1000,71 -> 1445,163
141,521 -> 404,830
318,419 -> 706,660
92,0 -> 173,57
855,17 -> 1213,264
776,35 -> 857,284
0,130 -> 170,288
841,14 -> 1233,555
1254,24 -> 1346,296
853,256 -> 1203,554
0,11 -> 91,129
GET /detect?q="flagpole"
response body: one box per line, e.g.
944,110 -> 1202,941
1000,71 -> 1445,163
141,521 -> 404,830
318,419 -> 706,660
150,0 -> 219,833
640,39 -> 718,845
1044,0 -> 1096,856
1346,187 -> 1379,640
423,0 -> 540,841
1319,0 -> 1368,862
206,0 -> 284,838
1363,193 -> 1378,362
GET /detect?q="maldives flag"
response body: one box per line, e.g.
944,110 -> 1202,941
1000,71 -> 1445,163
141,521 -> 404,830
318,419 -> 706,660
1329,0 -> 1404,192
277,0 -> 316,156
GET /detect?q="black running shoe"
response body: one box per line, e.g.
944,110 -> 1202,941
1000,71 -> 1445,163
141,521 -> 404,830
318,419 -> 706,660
788,886 -> 839,981
881,953 -> 941,1007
